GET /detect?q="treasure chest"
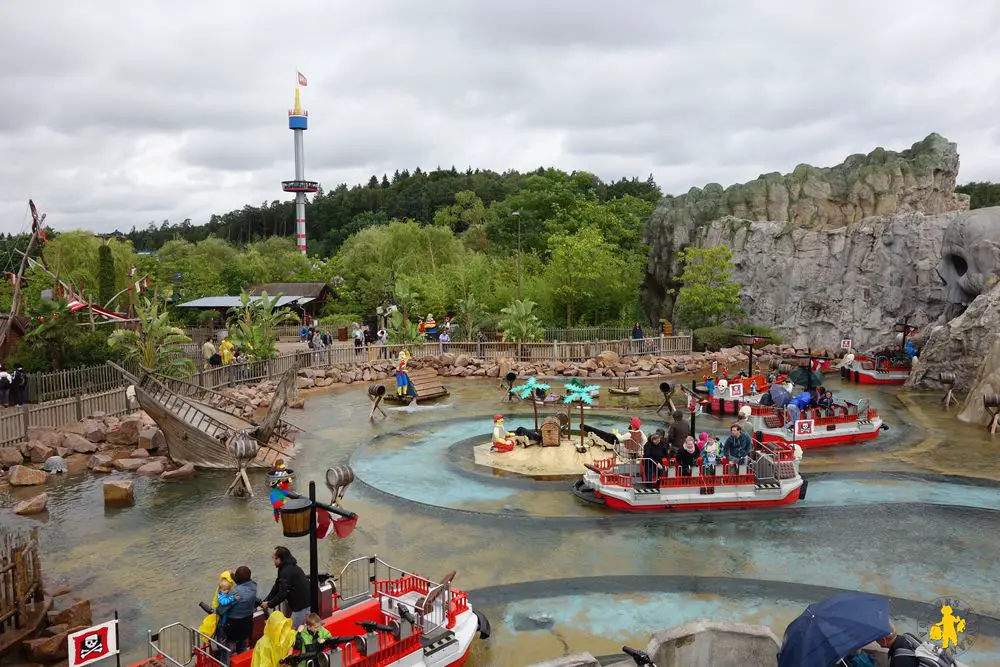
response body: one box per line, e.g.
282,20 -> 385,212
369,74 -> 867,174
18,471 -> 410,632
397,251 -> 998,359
541,416 -> 561,447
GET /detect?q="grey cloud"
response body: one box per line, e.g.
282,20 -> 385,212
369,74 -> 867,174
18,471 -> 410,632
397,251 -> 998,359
1,0 -> 998,234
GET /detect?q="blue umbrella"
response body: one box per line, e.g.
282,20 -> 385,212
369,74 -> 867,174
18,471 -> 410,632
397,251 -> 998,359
768,383 -> 791,408
779,592 -> 891,667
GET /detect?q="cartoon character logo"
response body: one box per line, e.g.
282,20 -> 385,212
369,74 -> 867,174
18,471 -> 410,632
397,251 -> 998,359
918,597 -> 979,655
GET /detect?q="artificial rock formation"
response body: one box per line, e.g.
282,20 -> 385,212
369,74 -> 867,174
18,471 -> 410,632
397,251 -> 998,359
958,331 -> 1000,425
643,133 -> 970,342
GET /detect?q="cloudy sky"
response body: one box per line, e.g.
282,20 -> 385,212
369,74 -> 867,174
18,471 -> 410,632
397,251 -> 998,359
2,0 -> 999,236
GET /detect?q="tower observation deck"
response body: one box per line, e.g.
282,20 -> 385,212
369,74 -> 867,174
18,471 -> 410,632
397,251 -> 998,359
284,86 -> 318,254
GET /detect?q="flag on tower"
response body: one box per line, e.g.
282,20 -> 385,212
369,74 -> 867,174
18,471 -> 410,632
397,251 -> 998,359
297,71 -> 308,86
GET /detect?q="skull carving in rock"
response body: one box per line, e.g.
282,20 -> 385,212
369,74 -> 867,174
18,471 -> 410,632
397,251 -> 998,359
937,208 -> 1000,319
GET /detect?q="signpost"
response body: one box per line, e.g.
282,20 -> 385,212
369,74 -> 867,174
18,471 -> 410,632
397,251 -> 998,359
794,419 -> 815,437
711,360 -> 718,374
730,383 -> 744,398
840,339 -> 852,350
68,616 -> 120,667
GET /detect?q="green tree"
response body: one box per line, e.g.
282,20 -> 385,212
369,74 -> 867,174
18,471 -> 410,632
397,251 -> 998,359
956,181 -> 1000,209
674,246 -> 743,329
22,299 -> 83,370
498,299 -> 544,342
108,298 -> 197,377
98,244 -> 115,306
387,310 -> 424,344
545,227 -> 630,326
226,291 -> 298,360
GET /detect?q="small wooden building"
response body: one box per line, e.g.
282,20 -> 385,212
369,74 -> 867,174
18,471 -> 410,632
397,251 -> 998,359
541,416 -> 561,447
249,283 -> 333,320
0,315 -> 28,365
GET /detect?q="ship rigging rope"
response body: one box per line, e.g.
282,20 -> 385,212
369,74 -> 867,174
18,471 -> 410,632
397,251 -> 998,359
1,202 -> 31,276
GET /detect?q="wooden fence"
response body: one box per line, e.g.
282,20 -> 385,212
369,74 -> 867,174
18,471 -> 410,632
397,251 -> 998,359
0,527 -> 44,654
0,388 -> 130,448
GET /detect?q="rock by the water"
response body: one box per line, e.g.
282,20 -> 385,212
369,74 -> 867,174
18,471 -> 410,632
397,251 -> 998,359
7,465 -> 49,486
62,432 -> 98,454
129,448 -> 150,459
103,480 -> 134,505
112,458 -> 147,472
27,440 -> 56,464
81,419 -> 108,443
0,446 -> 23,467
14,492 -> 49,515
87,453 -> 113,470
26,427 -> 65,449
52,598 -> 93,628
106,416 -> 143,446
42,456 -> 68,473
136,460 -> 165,476
958,330 -> 1000,425
23,629 -> 74,662
161,462 -> 196,479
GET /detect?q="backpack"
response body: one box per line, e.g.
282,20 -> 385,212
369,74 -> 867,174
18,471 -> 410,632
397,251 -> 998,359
13,369 -> 25,388
0,375 -> 10,390
892,633 -> 957,667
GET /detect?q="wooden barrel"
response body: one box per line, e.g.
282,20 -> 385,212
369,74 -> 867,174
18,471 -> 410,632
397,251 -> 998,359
326,465 -> 356,491
984,394 -> 1000,409
368,384 -> 386,397
778,363 -> 791,374
659,382 -> 672,394
278,498 -> 312,538
939,372 -> 956,385
769,359 -> 781,370
228,430 -> 259,463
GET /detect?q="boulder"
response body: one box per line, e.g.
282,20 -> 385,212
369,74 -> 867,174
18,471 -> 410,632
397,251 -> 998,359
14,492 -> 48,515
24,630 -> 73,663
129,448 -> 150,459
454,354 -> 472,368
81,419 -> 107,443
439,352 -> 456,366
7,465 -> 48,486
112,458 -> 147,472
497,357 -> 515,381
162,462 -> 196,480
138,428 -> 166,451
26,427 -> 64,449
958,329 -> 1000,425
136,461 -> 165,476
288,399 -> 305,409
295,376 -> 315,389
315,377 -> 333,387
103,480 -> 134,506
52,599 -> 92,628
62,433 -> 98,454
106,417 -> 143,447
87,453 -> 113,470
27,441 -> 56,464
0,446 -> 23,467
596,350 -> 620,366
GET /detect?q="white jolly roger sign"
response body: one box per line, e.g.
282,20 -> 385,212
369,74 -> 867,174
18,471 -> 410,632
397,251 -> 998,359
68,619 -> 119,667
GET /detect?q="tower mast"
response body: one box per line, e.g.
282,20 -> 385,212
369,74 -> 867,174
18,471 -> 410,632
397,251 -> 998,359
283,81 -> 319,255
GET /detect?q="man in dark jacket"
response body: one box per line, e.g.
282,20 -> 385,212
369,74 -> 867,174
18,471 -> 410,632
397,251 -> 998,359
667,411 -> 690,452
261,546 -> 311,629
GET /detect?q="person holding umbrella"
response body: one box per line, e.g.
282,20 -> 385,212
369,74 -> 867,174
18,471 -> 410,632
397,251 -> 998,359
778,592 -> 893,667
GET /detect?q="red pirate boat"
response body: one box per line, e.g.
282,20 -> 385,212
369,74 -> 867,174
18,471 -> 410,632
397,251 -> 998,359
130,556 -> 490,667
840,318 -> 919,386
744,400 -> 886,448
573,440 -> 807,512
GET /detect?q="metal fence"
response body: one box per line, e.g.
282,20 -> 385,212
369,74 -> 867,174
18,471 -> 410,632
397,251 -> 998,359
0,387 -> 130,447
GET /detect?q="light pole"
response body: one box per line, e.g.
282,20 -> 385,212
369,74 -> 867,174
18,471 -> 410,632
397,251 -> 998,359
513,211 -> 521,300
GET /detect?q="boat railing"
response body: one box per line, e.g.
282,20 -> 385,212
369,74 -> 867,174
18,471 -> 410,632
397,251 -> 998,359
600,458 -> 757,489
138,374 -> 240,441
147,622 -> 230,667
336,556 -> 432,608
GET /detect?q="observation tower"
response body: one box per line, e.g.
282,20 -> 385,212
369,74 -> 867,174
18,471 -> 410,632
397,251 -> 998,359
282,86 -> 319,255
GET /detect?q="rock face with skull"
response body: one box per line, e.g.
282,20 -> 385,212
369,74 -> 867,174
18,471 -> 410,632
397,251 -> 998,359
937,207 -> 1000,319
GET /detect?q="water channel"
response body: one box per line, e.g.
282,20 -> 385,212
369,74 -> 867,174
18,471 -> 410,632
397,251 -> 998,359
4,375 -> 1000,665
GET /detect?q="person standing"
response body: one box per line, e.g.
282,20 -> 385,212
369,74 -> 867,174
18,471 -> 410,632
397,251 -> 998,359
439,329 -> 451,353
377,327 -> 388,358
202,339 -> 217,370
12,365 -> 27,406
352,323 -> 364,357
0,365 -> 11,408
224,565 -> 258,654
261,546 -> 311,629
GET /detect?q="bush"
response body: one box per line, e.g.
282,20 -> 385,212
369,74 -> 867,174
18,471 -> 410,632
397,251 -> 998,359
693,326 -> 740,352
734,324 -> 784,346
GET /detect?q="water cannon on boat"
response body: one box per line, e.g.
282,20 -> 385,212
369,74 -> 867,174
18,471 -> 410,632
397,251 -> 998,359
656,381 -> 675,414
940,372 -> 958,408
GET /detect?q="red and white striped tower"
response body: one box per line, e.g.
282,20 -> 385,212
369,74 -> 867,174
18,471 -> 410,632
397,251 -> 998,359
283,74 -> 319,255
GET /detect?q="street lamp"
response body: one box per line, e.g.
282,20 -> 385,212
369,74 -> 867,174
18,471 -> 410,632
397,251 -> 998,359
278,480 -> 358,613
512,211 -> 521,300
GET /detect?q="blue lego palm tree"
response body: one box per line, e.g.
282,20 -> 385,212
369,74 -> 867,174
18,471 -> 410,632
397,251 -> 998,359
563,380 -> 601,449
513,377 -> 551,430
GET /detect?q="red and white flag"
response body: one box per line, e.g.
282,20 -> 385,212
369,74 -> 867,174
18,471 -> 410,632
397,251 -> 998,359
297,71 -> 308,87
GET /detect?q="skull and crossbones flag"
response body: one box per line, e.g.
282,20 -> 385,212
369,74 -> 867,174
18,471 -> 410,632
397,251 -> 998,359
68,619 -> 119,667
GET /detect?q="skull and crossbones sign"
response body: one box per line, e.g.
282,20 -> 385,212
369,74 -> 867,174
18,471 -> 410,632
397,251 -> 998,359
79,633 -> 104,659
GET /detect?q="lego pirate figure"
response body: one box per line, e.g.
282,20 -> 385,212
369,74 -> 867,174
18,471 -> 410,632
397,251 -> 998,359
491,414 -> 516,453
395,350 -> 414,397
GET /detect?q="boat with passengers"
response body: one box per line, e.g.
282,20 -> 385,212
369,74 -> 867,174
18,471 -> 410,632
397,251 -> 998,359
742,399 -> 886,448
572,440 -> 807,512
840,317 -> 920,386
130,556 -> 490,667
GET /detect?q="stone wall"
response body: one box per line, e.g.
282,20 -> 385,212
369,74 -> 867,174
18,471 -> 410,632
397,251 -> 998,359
643,133 -> 969,330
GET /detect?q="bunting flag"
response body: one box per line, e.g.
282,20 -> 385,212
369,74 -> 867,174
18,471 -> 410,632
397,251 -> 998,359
297,71 -> 308,86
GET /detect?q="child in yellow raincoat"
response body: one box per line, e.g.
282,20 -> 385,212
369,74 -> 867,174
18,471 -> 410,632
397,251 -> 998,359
220,339 -> 235,365
252,611 -> 296,667
198,571 -> 236,641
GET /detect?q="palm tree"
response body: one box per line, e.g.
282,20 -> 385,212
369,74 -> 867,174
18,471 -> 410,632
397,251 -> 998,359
455,295 -> 484,341
388,310 -> 424,344
498,299 -> 544,342
227,290 -> 298,361
108,298 -> 197,377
